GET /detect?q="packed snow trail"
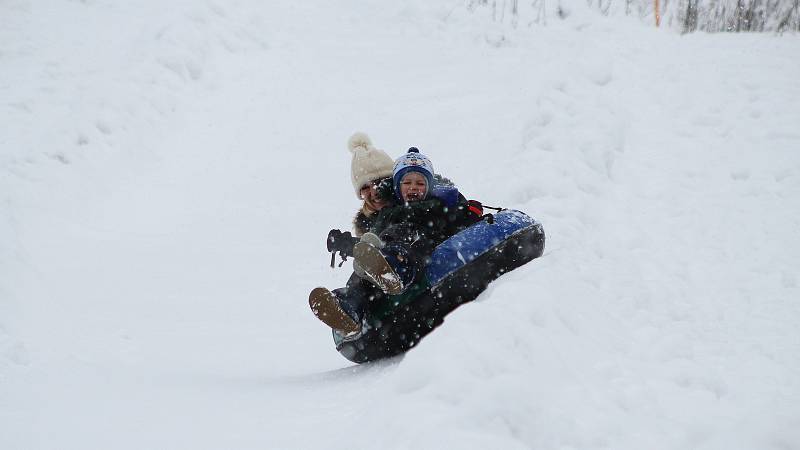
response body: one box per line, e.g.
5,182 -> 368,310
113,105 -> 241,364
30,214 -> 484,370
2,1 -> 799,449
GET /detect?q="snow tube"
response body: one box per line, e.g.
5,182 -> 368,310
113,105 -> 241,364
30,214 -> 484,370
333,210 -> 545,363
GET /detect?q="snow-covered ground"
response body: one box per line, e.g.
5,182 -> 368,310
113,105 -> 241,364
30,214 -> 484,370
2,1 -> 799,449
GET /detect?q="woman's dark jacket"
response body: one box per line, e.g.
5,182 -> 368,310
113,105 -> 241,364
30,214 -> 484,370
352,210 -> 376,237
370,188 -> 479,265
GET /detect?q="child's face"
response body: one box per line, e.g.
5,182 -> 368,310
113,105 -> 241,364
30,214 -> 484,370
400,172 -> 427,202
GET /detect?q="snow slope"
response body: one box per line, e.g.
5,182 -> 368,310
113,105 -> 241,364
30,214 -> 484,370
2,1 -> 799,449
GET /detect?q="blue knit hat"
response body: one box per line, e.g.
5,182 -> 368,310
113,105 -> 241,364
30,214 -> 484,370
393,147 -> 434,202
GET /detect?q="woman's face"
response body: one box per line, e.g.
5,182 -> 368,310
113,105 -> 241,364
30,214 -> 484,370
360,178 -> 389,211
400,172 -> 427,203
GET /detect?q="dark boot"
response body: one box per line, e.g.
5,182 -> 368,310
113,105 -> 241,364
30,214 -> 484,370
353,242 -> 415,295
309,287 -> 361,335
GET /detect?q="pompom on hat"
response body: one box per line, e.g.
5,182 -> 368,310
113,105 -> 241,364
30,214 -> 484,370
348,132 -> 394,198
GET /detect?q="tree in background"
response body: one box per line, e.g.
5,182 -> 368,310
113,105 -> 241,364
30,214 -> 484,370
465,0 -> 799,32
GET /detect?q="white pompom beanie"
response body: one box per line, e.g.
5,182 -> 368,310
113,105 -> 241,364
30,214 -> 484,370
348,132 -> 394,198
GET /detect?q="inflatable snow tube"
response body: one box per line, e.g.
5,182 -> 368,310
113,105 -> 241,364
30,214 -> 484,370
426,209 -> 543,287
334,210 -> 545,363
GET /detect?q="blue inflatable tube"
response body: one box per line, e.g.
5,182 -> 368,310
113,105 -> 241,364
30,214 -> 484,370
427,210 -> 541,287
334,209 -> 545,363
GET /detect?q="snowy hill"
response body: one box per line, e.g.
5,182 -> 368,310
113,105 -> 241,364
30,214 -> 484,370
2,1 -> 799,449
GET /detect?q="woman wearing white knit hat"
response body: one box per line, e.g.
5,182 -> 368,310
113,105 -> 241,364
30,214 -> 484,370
347,132 -> 395,236
309,132 -> 396,337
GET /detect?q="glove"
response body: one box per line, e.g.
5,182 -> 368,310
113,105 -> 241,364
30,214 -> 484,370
326,229 -> 359,258
374,177 -> 394,202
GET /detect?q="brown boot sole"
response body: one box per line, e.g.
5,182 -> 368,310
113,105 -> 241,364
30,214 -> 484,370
353,242 -> 403,295
308,287 -> 360,334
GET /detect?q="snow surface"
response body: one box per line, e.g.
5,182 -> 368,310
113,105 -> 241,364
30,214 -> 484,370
2,1 -> 799,449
